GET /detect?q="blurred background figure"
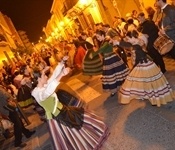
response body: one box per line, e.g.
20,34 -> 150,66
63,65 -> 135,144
72,39 -> 86,70
145,6 -> 155,21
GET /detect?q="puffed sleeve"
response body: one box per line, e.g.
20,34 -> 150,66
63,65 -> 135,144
32,79 -> 60,102
47,63 -> 64,84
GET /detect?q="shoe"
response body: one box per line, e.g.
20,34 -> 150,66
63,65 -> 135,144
3,130 -> 14,139
15,142 -> 27,148
26,130 -> 36,138
110,93 -> 115,97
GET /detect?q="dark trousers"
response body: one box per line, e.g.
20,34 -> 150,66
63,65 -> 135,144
147,45 -> 166,73
9,111 -> 31,146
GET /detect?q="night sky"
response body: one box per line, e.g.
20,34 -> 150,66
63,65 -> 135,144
0,0 -> 53,43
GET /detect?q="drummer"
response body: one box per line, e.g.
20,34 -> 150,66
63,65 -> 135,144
137,12 -> 166,73
155,0 -> 175,58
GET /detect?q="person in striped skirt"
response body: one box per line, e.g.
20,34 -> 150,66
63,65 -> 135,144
80,32 -> 103,76
90,30 -> 130,96
31,56 -> 109,150
117,40 -> 174,107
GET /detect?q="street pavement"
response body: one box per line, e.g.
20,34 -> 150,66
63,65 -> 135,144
1,56 -> 175,150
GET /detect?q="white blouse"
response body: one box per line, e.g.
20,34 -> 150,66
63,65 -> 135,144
32,63 -> 64,103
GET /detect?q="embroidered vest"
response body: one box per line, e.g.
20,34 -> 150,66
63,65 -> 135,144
39,96 -> 63,119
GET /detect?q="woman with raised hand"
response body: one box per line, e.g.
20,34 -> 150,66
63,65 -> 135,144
31,56 -> 109,150
90,30 -> 130,97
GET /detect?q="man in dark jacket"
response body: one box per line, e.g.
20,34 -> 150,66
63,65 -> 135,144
0,85 -> 35,148
155,0 -> 175,42
137,12 -> 166,73
155,0 -> 175,58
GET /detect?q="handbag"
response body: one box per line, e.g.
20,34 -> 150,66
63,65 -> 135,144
53,105 -> 84,130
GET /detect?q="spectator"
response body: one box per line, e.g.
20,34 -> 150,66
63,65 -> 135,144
0,85 -> 35,148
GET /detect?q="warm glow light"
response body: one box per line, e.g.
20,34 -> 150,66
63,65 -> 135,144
79,0 -> 88,5
46,36 -> 52,43
79,0 -> 92,5
51,32 -> 55,37
64,17 -> 71,24
91,2 -> 96,8
59,21 -> 64,27
54,28 -> 59,33
0,46 -> 14,68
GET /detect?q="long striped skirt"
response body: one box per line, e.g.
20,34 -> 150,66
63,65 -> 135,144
48,110 -> 109,150
102,52 -> 130,93
83,49 -> 103,76
118,60 -> 174,107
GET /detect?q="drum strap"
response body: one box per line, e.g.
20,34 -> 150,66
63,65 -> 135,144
160,12 -> 164,29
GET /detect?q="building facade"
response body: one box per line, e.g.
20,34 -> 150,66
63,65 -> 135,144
0,12 -> 31,67
43,0 -> 174,44
43,0 -> 152,43
0,12 -> 17,67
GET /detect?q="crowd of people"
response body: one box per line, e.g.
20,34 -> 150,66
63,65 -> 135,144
0,0 -> 175,149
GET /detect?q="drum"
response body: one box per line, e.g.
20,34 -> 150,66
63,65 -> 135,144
154,34 -> 174,55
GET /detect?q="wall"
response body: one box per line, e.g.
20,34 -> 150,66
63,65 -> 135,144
0,45 -> 13,68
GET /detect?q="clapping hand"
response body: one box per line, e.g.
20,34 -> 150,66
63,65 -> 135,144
42,66 -> 50,74
112,39 -> 120,46
89,53 -> 93,59
62,67 -> 71,76
61,55 -> 69,64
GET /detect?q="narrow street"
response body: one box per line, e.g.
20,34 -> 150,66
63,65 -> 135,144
1,56 -> 175,150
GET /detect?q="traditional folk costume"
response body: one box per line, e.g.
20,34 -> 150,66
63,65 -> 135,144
14,74 -> 34,108
83,41 -> 103,76
118,44 -> 174,107
92,41 -> 130,93
56,89 -> 85,107
32,63 -> 109,150
17,84 -> 33,108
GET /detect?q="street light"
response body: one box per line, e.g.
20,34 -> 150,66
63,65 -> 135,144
60,21 -> 64,27
79,0 -> 92,5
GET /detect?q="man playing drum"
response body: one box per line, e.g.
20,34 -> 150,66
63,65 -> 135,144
137,12 -> 166,73
155,0 -> 175,57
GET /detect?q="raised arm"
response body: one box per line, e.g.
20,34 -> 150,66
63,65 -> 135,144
47,56 -> 69,84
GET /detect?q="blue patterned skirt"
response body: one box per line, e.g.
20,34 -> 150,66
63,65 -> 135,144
102,52 -> 130,93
